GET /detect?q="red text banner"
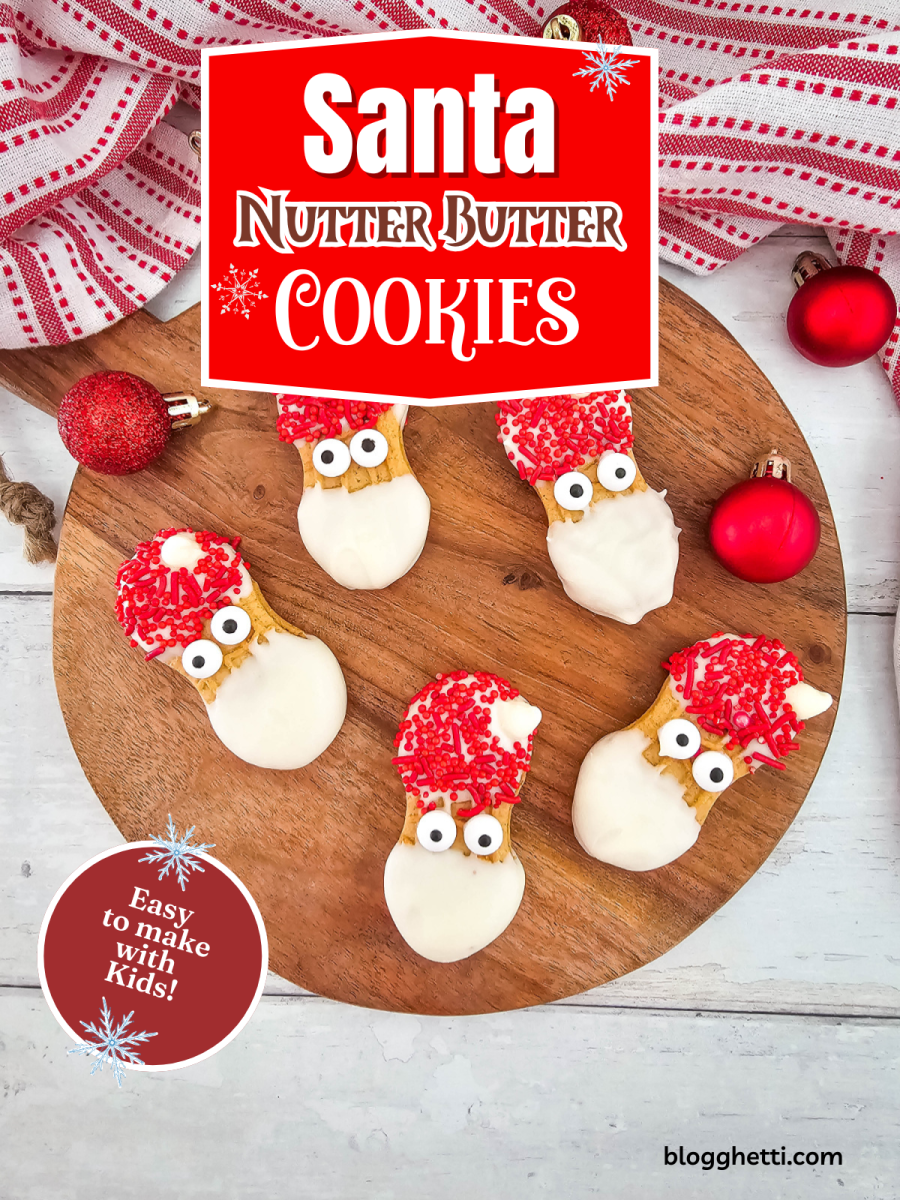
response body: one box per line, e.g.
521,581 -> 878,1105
203,31 -> 657,404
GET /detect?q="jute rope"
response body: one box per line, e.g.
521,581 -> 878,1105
0,453 -> 57,563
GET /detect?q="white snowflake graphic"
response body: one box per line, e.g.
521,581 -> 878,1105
211,263 -> 268,318
138,814 -> 215,891
68,997 -> 157,1087
573,44 -> 641,101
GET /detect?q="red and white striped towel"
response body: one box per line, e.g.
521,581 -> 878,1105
642,3 -> 900,406
0,0 -> 898,405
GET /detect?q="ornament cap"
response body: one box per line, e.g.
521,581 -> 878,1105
543,12 -> 583,39
750,448 -> 792,483
791,251 -> 832,290
541,0 -> 632,44
189,130 -> 201,162
164,392 -> 211,431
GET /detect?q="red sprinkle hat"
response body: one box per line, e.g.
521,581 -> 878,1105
115,527 -> 247,661
393,671 -> 536,819
276,394 -> 391,444
663,634 -> 805,773
496,390 -> 634,485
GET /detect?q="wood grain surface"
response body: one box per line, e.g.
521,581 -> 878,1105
0,282 -> 846,1016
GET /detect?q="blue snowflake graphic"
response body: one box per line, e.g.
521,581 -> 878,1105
573,44 -> 641,101
138,815 -> 215,890
68,997 -> 157,1087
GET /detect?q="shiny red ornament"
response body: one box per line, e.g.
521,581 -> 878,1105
58,371 -> 207,475
709,451 -> 820,584
542,0 -> 632,44
786,251 -> 897,368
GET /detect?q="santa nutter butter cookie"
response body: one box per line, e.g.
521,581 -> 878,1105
115,528 -> 347,770
572,633 -> 833,871
384,671 -> 542,963
496,390 -> 680,624
277,394 -> 431,590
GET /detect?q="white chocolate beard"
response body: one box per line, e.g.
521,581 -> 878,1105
383,841 -> 526,963
206,628 -> 346,770
572,727 -> 700,871
297,474 -> 431,591
546,488 -> 680,624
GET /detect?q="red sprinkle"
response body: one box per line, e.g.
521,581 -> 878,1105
663,634 -> 805,774
684,653 -> 696,702
183,576 -> 203,607
457,800 -> 487,818
393,671 -> 536,818
115,527 -> 247,656
276,394 -> 391,444
752,752 -> 787,770
495,390 -> 634,480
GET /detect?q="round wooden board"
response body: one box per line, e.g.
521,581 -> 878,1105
0,281 -> 846,1016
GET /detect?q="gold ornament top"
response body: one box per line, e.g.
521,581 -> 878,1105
543,12 -> 583,39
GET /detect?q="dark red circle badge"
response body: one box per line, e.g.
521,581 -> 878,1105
39,842 -> 267,1072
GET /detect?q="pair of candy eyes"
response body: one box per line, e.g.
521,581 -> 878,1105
553,452 -> 637,511
183,625 -> 731,793
181,606 -> 252,680
417,726 -> 731,855
658,718 -> 734,792
416,810 -> 503,856
313,429 -> 388,477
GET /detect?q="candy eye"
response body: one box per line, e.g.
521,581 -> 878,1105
553,470 -> 592,511
463,813 -> 504,856
312,438 -> 351,478
658,718 -> 701,760
692,750 -> 734,793
349,428 -> 388,468
596,451 -> 636,492
181,639 -> 224,680
416,809 -> 457,853
210,605 -> 251,646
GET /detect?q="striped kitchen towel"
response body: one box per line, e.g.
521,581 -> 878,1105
0,0 -> 898,409
633,2 -> 900,406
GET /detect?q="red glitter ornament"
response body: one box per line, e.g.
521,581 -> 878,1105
58,371 -> 208,475
542,0 -> 632,44
709,451 -> 820,584
276,393 -> 391,444
786,252 -> 897,369
393,671 -> 536,817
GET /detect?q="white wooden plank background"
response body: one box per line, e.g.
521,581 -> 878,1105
1,226 -> 898,1197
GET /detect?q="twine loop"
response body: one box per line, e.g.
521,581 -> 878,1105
0,453 -> 57,563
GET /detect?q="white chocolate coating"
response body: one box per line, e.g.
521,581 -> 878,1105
572,726 -> 700,871
206,628 -> 346,770
383,840 -> 526,963
160,532 -> 205,571
160,531 -> 252,600
297,473 -> 431,590
490,696 -> 543,753
547,487 -> 680,624
785,680 -> 833,720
